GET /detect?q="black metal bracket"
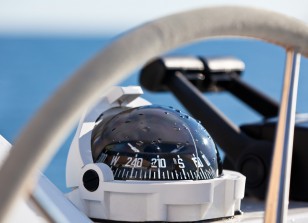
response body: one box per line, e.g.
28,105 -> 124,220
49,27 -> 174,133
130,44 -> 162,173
140,56 -> 279,118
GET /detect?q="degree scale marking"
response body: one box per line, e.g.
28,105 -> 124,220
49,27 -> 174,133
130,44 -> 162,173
107,152 -> 213,180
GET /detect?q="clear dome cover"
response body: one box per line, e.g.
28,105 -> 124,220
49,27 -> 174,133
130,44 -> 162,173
91,105 -> 222,181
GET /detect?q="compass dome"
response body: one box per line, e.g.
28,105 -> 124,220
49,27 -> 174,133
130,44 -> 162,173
91,105 -> 222,181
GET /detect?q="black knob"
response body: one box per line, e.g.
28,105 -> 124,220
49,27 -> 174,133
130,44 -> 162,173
83,169 -> 99,192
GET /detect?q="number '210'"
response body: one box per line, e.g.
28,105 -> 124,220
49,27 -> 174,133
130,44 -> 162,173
151,158 -> 166,168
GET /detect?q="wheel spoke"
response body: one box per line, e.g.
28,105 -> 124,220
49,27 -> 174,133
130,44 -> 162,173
264,50 -> 301,223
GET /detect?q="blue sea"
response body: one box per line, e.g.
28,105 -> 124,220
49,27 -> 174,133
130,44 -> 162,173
0,36 -> 307,193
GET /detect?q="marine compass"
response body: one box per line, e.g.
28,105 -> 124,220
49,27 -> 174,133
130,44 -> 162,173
66,86 -> 245,222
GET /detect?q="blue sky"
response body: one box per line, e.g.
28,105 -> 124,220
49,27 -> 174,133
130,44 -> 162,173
1,0 -> 308,36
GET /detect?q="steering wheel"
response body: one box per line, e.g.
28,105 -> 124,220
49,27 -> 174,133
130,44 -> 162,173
0,6 -> 308,222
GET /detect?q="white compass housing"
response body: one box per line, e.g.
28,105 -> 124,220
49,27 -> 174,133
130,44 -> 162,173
66,86 -> 246,222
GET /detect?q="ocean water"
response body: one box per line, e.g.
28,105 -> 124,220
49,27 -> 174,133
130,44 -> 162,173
0,36 -> 307,192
